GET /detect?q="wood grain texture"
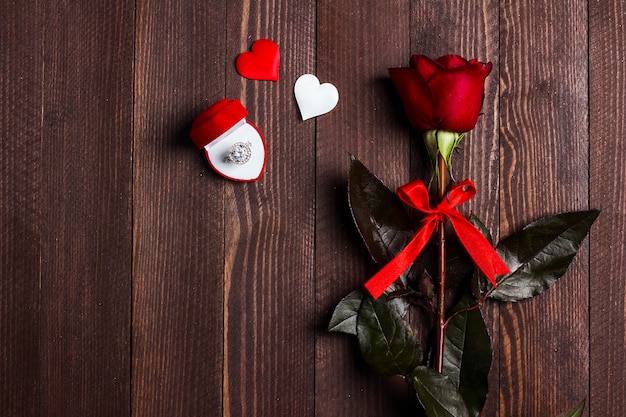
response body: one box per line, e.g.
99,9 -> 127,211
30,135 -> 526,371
315,1 -> 412,416
0,2 -> 43,416
499,1 -> 590,415
221,1 -> 317,416
589,1 -> 626,415
132,1 -> 227,416
37,1 -> 134,416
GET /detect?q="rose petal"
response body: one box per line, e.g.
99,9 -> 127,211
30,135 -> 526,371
435,54 -> 470,69
428,62 -> 492,132
389,67 -> 435,130
412,55 -> 440,83
391,55 -> 492,133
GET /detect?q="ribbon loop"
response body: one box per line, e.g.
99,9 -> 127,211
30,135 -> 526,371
397,179 -> 432,212
441,179 -> 476,209
364,178 -> 510,299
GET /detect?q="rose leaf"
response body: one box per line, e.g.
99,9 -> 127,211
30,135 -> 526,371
442,293 -> 492,417
356,296 -> 421,376
348,156 -> 415,267
327,290 -> 364,335
490,210 -> 599,302
408,366 -> 470,417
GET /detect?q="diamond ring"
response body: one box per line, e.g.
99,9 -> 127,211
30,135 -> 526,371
224,142 -> 252,164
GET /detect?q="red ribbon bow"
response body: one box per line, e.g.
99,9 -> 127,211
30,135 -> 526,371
364,179 -> 510,299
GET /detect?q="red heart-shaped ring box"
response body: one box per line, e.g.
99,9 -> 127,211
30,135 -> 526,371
190,99 -> 266,182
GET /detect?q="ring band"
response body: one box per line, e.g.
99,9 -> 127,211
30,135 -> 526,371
224,142 -> 252,164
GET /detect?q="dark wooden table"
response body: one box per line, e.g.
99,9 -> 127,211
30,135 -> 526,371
2,1 -> 625,416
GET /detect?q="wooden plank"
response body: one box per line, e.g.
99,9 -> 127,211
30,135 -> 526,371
315,1 -> 412,416
589,1 -> 626,415
132,1 -> 227,416
37,1 -> 134,416
410,1 -> 501,415
498,1 -> 589,415
221,1 -> 317,416
0,1 -> 43,416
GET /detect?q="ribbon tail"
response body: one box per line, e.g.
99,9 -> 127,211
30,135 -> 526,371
449,215 -> 510,286
364,219 -> 437,299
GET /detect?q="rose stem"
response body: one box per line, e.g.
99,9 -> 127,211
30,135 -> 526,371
435,153 -> 448,373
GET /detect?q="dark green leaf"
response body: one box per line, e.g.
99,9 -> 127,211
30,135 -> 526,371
490,210 -> 600,301
385,282 -> 412,318
356,296 -> 421,376
348,157 -> 416,304
444,254 -> 474,289
409,366 -> 470,417
418,270 -> 436,300
328,290 -> 364,335
327,286 -> 409,338
388,288 -> 415,298
469,213 -> 493,245
556,398 -> 585,417
443,294 -> 492,417
348,157 -> 415,267
470,269 -> 487,300
367,283 -> 410,321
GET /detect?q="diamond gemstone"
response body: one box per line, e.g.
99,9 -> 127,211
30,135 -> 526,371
226,142 -> 251,164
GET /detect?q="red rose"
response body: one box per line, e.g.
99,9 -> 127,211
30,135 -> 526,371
389,55 -> 492,133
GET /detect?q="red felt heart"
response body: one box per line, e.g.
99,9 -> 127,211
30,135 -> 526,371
235,39 -> 280,81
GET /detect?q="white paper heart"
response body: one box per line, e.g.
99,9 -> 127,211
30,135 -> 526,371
294,74 -> 339,120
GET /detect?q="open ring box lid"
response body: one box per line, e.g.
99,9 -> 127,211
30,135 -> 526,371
190,99 -> 266,182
